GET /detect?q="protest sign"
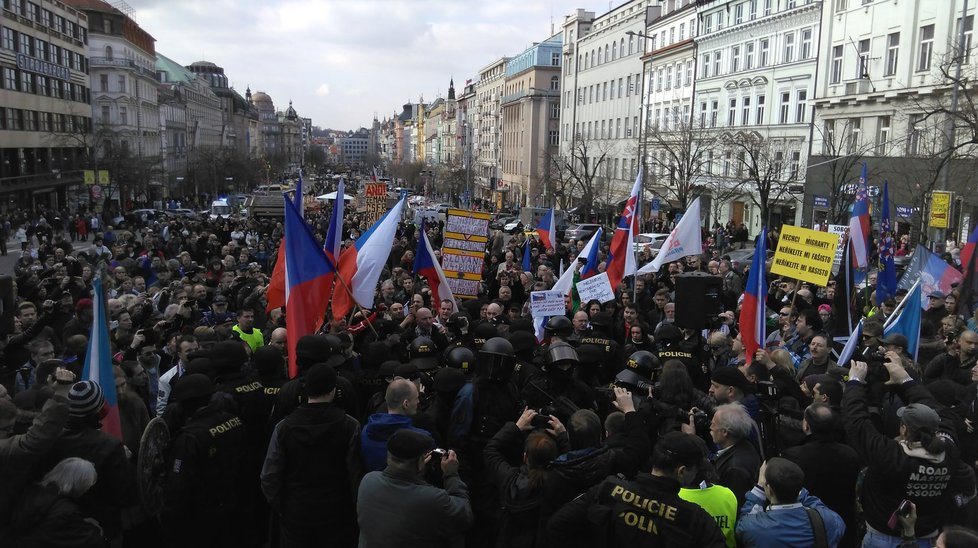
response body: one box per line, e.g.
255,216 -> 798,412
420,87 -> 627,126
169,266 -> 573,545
929,191 -> 952,229
442,209 -> 491,298
576,272 -> 616,303
530,290 -> 566,317
828,224 -> 849,266
364,183 -> 388,224
770,224 -> 840,286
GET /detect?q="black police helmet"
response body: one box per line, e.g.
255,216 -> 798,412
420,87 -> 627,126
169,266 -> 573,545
616,350 -> 660,387
445,346 -> 476,374
545,340 -> 579,370
409,336 -> 439,370
477,337 -> 515,381
545,315 -> 573,338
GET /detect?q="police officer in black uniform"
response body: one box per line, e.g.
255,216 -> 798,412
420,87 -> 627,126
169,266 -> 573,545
547,431 -> 726,548
576,312 -> 621,385
524,341 -> 596,424
655,324 -> 708,391
162,373 -> 247,548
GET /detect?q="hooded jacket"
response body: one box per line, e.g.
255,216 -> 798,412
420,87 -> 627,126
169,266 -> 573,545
360,413 -> 431,472
843,379 -> 975,537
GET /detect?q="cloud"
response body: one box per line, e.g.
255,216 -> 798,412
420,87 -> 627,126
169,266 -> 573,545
130,0 -> 584,129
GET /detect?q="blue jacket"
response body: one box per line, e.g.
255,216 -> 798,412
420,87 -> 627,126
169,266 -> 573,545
360,413 -> 431,472
736,486 -> 845,548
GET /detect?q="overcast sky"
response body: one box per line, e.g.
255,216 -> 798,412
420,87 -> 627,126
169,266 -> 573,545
130,0 -> 594,131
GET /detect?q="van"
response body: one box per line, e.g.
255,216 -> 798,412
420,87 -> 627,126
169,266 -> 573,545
209,200 -> 233,220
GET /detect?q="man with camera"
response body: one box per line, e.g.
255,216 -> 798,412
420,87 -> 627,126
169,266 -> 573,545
924,330 -> 978,386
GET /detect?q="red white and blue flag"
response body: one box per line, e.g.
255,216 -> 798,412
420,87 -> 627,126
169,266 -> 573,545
961,225 -> 978,278
82,276 -> 122,440
414,221 -> 457,313
849,162 -> 871,271
323,178 -> 345,266
284,194 -> 332,378
536,207 -> 555,251
333,195 -> 406,321
740,227 -> 768,365
605,168 -> 642,290
637,198 -> 703,274
266,174 -> 305,312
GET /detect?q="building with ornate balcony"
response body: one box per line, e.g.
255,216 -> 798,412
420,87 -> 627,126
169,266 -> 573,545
66,0 -> 160,207
474,56 -> 509,199
0,0 -> 92,212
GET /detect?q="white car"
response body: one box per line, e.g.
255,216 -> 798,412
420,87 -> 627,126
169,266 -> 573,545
634,233 -> 670,256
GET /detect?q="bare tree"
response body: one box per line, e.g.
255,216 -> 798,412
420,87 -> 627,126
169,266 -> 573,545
549,138 -> 615,214
723,131 -> 803,228
644,118 -> 722,211
810,119 -> 877,224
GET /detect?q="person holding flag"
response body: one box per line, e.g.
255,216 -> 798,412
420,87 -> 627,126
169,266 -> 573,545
740,228 -> 768,364
605,169 -> 641,291
414,220 -> 457,315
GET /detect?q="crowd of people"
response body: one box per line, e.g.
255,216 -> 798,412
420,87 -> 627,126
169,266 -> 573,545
3,193 -> 978,548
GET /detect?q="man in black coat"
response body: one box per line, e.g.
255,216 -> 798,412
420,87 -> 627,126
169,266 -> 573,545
707,403 -> 760,508
782,403 -> 861,548
261,364 -> 363,548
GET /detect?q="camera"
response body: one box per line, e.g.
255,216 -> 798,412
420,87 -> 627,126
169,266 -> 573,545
683,408 -> 710,432
430,448 -> 448,459
755,380 -> 780,401
531,414 -> 553,429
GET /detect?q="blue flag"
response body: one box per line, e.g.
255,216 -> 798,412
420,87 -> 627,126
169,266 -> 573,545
876,181 -> 897,306
883,280 -> 922,361
522,238 -> 531,271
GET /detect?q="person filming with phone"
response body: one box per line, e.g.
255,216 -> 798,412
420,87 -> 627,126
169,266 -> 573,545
844,353 -> 975,546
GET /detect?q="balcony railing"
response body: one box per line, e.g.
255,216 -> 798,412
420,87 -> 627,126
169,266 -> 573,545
89,57 -> 159,80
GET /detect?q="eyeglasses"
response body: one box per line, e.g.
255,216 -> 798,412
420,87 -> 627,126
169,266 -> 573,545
779,312 -> 791,316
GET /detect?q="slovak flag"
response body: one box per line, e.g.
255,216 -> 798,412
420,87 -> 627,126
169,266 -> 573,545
849,162 -> 871,271
323,178 -> 345,266
284,194 -> 333,378
740,228 -> 768,365
605,168 -> 642,290
82,276 -> 122,440
332,195 -> 406,321
414,221 -> 457,313
536,208 -> 555,250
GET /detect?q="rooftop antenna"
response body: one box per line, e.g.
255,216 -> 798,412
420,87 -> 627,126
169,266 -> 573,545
111,1 -> 136,21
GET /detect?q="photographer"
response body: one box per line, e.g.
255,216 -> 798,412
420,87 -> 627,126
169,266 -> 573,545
844,354 -> 975,545
924,330 -> 978,387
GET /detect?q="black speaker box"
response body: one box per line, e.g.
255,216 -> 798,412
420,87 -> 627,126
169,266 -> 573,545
673,272 -> 723,330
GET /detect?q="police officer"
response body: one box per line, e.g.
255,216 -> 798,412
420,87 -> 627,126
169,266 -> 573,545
577,312 -> 621,385
655,324 -> 708,391
547,431 -> 726,547
508,329 -> 545,392
162,373 -> 247,548
524,341 -> 596,423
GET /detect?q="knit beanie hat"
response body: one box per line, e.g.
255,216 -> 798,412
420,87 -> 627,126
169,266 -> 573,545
68,380 -> 104,418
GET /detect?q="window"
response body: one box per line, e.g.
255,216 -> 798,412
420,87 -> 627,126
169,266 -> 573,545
735,3 -> 744,24
857,39 -> 870,78
655,108 -> 663,130
100,74 -> 108,92
702,53 -> 711,77
836,0 -> 848,11
706,150 -> 714,174
624,118 -> 630,137
907,113 -> 924,155
711,100 -> 719,127
101,105 -> 110,124
848,118 -> 861,153
612,42 -> 618,60
686,61 -> 693,86
713,51 -> 721,75
704,12 -> 714,34
918,24 -> 934,71
746,42 -> 755,69
602,82 -> 607,100
669,28 -> 675,45
1,27 -> 14,51
876,116 -> 890,154
675,64 -> 682,88
665,67 -> 672,90
7,108 -> 22,130
732,46 -> 741,72
764,0 -> 773,16
885,33 -> 900,75
550,76 -> 559,91
628,35 -> 634,55
801,29 -> 813,59
2,67 -> 15,90
118,75 -> 125,93
724,152 -> 732,177
19,33 -> 32,56
626,75 -> 632,96
742,96 -> 751,125
956,15 -> 974,63
760,39 -> 770,67
796,90 -> 807,123
729,98 -> 738,125
39,111 -> 50,132
597,47 -> 603,65
105,45 -> 113,60
549,130 -> 559,146
823,120 -> 836,153
618,78 -> 623,97
679,23 -> 685,40
584,52 -> 589,68
830,45 -> 843,83
601,120 -> 606,139
551,52 -> 560,66
700,102 -> 708,126
656,68 -> 663,91
20,71 -> 33,93
784,32 -> 795,63
789,151 -> 800,180
550,103 -> 560,119
779,92 -> 790,124
756,94 -> 765,123
616,118 -> 621,138
120,106 -> 127,125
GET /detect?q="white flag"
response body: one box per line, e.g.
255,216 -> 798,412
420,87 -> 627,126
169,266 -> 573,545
636,198 -> 703,275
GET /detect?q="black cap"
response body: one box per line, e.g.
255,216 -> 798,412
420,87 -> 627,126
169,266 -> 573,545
252,346 -> 285,375
657,431 -> 706,467
387,429 -> 436,460
304,364 -> 338,397
394,363 -> 421,381
433,368 -> 467,394
210,341 -> 249,373
879,333 -> 909,350
508,330 -> 536,354
711,367 -> 754,393
378,360 -> 401,379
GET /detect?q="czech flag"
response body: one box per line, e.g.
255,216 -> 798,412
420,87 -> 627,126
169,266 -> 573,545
283,193 -> 332,378
332,195 -> 406,321
266,174 -> 305,313
740,227 -> 768,365
414,221 -> 457,313
958,226 -> 978,316
536,208 -> 555,250
82,276 -> 121,440
605,168 -> 642,291
849,162 -> 871,271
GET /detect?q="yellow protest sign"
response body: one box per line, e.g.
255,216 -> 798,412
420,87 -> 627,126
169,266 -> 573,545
929,191 -> 952,229
97,170 -> 110,185
770,224 -> 840,286
83,170 -> 95,185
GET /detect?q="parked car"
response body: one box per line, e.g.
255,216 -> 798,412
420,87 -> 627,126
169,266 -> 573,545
564,223 -> 603,243
490,215 -> 517,230
503,218 -> 524,233
633,233 -> 670,256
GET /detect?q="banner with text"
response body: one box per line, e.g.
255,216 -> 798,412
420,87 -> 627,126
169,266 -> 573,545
364,183 -> 388,225
929,191 -> 952,229
770,224 -> 840,286
442,208 -> 491,298
576,272 -> 616,303
530,290 -> 566,317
